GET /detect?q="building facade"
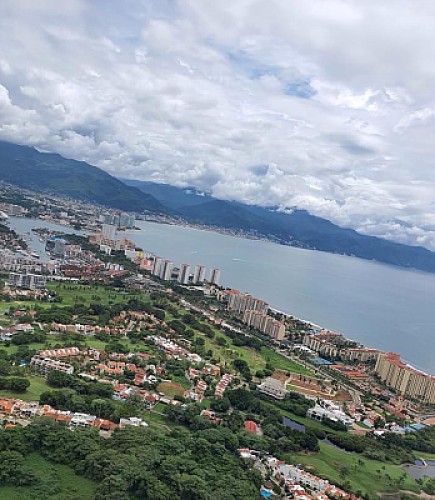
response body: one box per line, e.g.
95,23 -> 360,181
375,352 -> 435,404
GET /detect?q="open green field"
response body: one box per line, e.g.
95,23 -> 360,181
290,441 -> 419,496
0,452 -> 96,500
157,380 -> 185,398
260,347 -> 312,375
1,342 -> 48,355
47,283 -> 147,307
0,375 -> 54,401
194,326 -> 312,376
0,284 -> 151,319
202,335 -> 265,372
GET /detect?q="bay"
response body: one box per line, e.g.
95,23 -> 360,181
125,221 -> 435,375
8,217 -> 435,374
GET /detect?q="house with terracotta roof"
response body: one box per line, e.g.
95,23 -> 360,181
244,420 -> 259,434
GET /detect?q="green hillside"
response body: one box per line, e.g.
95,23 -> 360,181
0,141 -> 166,214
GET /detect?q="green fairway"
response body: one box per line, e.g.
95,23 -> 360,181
47,283 -> 147,307
260,347 -> 312,375
0,375 -> 53,402
0,452 -> 96,500
202,334 -> 266,372
1,340 -> 67,355
289,441 -> 419,496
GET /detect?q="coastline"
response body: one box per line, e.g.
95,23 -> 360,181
8,215 -> 435,375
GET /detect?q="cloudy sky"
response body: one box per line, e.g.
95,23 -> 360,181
1,1 -> 435,248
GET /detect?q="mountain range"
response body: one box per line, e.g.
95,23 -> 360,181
2,140 -> 435,274
0,141 -> 167,214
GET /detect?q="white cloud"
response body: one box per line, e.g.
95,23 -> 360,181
0,1 -> 435,248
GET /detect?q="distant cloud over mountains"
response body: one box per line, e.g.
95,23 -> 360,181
1,1 -> 435,248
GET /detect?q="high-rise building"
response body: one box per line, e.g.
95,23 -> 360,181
152,257 -> 162,277
159,260 -> 173,281
265,318 -> 286,341
53,238 -> 66,258
193,265 -> 206,284
178,264 -> 190,285
375,353 -> 435,404
119,213 -> 136,229
208,268 -> 221,286
227,292 -> 268,315
242,310 -> 285,341
102,224 -> 117,241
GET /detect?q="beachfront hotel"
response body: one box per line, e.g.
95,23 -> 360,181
375,352 -> 435,404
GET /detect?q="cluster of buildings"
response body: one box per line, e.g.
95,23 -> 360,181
0,184 -> 143,233
239,451 -> 359,500
0,203 -> 27,217
0,322 -> 36,341
302,332 -> 435,405
302,332 -> 381,364
224,290 -> 286,341
8,272 -> 47,290
226,291 -> 269,315
149,335 -> 203,364
215,373 -> 233,398
90,224 -> 136,253
0,397 -> 148,432
151,258 -> 221,286
102,213 -> 135,229
307,400 -> 354,427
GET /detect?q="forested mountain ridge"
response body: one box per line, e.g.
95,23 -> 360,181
124,178 -> 435,274
0,142 -> 167,214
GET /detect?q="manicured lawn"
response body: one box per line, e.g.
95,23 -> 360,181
289,442 -> 419,496
0,452 -> 96,500
0,375 -> 53,402
260,347 -> 312,375
1,342 -> 45,355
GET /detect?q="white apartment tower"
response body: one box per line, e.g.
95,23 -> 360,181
193,265 -> 206,284
160,260 -> 173,281
208,268 -> 221,286
102,224 -> 116,241
152,257 -> 163,277
178,264 -> 190,285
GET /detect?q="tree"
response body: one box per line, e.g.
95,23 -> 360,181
210,398 -> 230,413
1,377 -> 30,392
96,475 -> 130,500
216,336 -> 227,346
0,359 -> 10,376
47,370 -> 73,388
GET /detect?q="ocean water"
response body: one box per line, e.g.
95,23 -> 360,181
126,220 -> 435,374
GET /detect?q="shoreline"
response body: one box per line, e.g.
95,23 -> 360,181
8,215 -> 435,376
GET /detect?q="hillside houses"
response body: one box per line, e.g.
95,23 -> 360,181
239,450 -> 361,500
0,398 -> 117,432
